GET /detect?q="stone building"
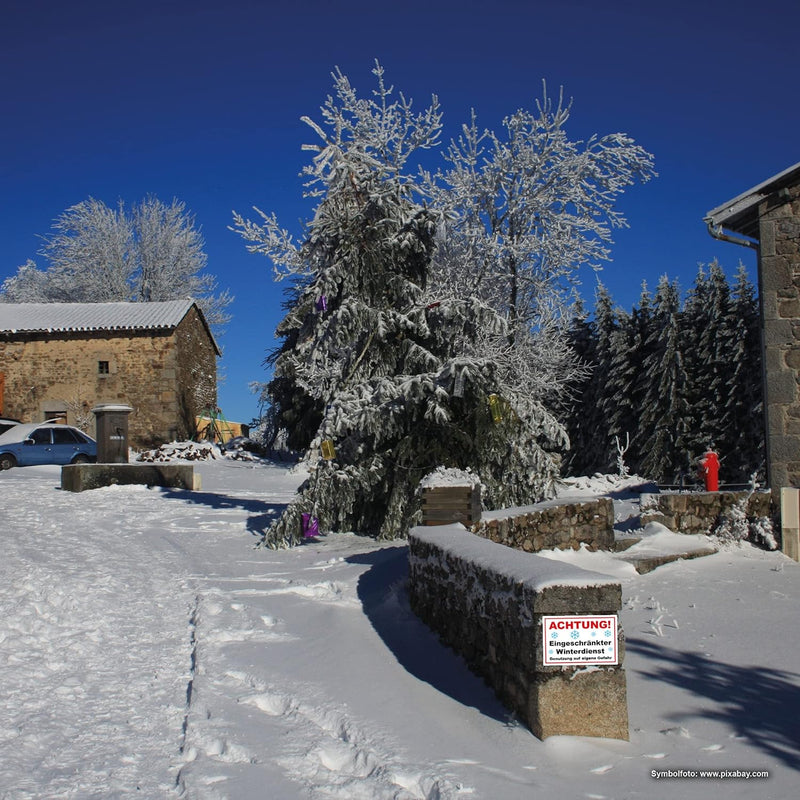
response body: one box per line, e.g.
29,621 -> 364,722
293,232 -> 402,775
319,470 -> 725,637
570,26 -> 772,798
0,299 -> 220,448
705,161 -> 800,499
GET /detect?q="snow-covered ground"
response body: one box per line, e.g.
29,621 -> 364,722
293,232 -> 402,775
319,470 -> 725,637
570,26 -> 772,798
1,457 -> 798,799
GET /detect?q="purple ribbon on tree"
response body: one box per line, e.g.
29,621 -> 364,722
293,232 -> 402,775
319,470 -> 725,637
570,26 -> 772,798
301,512 -> 320,537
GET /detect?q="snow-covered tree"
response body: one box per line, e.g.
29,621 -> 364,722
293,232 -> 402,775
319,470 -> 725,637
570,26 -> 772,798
564,283 -> 618,475
1,197 -> 232,328
233,64 -> 567,544
639,276 -> 690,482
605,283 -> 653,472
724,264 -> 765,481
423,89 -> 654,395
567,263 -> 764,484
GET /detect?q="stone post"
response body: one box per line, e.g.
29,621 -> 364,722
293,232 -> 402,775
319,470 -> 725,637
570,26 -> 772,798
758,187 -> 800,500
781,487 -> 800,561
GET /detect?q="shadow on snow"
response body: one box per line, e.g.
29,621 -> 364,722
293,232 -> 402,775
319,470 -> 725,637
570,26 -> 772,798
349,544 -> 512,726
159,486 -> 287,538
626,636 -> 800,770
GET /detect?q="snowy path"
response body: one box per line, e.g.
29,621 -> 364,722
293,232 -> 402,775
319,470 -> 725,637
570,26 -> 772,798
0,467 -> 195,798
1,459 -> 799,799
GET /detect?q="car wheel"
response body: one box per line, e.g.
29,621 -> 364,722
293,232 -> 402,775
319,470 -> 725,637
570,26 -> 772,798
0,453 -> 17,470
72,454 -> 91,465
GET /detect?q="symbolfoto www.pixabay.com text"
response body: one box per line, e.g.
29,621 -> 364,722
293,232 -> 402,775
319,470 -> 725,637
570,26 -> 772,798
651,769 -> 769,780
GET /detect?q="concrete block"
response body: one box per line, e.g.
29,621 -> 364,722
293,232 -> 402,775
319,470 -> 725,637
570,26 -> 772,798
781,487 -> 800,562
528,669 -> 629,740
61,463 -> 197,492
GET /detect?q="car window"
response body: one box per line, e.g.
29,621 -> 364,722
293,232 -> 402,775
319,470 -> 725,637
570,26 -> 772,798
53,428 -> 81,445
30,428 -> 52,445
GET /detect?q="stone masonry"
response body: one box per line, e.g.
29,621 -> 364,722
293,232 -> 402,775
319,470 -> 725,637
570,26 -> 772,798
408,524 -> 628,740
759,183 -> 800,495
0,304 -> 216,448
471,497 -> 614,552
640,490 -> 772,534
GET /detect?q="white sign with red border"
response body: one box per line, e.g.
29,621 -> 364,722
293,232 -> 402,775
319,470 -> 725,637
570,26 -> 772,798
542,615 -> 619,666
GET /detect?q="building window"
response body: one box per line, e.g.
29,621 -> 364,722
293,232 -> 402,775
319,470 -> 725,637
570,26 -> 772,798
44,409 -> 67,424
98,360 -> 110,375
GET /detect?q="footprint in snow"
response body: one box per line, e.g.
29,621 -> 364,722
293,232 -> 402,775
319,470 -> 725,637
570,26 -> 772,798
240,691 -> 296,717
660,726 -> 691,738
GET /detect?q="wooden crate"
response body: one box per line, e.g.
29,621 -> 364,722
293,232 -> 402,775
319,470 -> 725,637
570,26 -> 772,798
421,485 -> 481,526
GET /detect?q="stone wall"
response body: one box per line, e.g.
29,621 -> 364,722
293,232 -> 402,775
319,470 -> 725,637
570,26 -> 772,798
408,524 -> 628,740
470,497 -> 614,552
640,490 -> 772,534
0,315 -> 216,448
759,183 -> 800,495
174,307 -> 218,443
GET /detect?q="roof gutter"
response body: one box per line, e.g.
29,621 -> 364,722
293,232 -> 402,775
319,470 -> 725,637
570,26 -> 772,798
705,219 -> 759,250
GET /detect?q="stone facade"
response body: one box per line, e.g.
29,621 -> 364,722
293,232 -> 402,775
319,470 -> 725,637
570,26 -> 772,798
640,490 -> 772,534
759,184 -> 800,495
471,498 -> 614,552
408,524 -> 628,740
0,303 -> 217,448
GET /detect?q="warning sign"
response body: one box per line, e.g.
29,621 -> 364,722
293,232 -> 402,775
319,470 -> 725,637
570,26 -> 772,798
542,615 -> 618,666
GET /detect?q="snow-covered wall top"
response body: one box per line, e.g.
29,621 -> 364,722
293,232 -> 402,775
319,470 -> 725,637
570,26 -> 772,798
0,299 -> 198,334
409,523 -> 619,591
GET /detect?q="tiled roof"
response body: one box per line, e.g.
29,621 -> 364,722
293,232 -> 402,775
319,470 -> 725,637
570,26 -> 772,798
0,298 -> 198,334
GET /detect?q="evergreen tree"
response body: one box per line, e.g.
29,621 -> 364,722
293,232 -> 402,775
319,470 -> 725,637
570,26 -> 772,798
564,298 -> 597,476
725,263 -> 765,482
234,64 -> 566,544
681,264 -> 710,463
564,282 -> 618,475
607,283 -> 653,473
639,277 -> 690,482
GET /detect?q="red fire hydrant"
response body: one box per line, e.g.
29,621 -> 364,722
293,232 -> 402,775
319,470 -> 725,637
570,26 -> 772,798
699,449 -> 720,492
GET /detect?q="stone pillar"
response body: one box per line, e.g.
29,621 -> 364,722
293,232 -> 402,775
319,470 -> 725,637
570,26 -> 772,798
780,487 -> 800,561
758,186 -> 800,499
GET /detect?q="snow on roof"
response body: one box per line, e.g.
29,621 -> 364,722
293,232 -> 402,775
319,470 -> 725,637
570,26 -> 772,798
0,299 -> 218,352
704,160 -> 800,239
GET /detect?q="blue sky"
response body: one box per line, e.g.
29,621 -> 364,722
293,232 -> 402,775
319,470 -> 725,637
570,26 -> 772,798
3,0 -> 799,425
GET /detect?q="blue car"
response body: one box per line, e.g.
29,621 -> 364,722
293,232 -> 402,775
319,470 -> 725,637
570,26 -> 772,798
0,423 -> 97,470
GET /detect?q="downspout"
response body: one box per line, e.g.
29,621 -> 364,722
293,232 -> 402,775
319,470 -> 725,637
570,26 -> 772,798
705,220 -> 759,250
706,212 -> 770,502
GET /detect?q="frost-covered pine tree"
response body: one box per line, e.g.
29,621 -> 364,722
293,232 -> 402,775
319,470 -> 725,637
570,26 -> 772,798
564,283 -> 618,475
234,64 -> 567,544
724,264 -> 765,481
639,277 -> 690,482
607,283 -> 653,473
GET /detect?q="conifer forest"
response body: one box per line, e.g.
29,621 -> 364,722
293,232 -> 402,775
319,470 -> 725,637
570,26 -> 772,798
565,261 -> 764,485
